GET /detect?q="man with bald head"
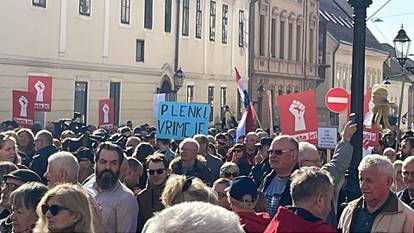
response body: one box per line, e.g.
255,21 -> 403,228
398,156 -> 414,208
30,129 -> 58,183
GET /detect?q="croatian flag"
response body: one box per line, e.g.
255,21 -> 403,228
235,67 -> 255,139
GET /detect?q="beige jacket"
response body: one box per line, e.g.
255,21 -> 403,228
338,193 -> 414,233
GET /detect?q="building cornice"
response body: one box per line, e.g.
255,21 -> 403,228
0,54 -> 162,76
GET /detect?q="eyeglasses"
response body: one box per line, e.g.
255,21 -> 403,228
268,148 -> 295,156
224,172 -> 239,178
41,204 -> 69,216
1,182 -> 19,191
233,149 -> 243,153
402,171 -> 414,177
148,168 -> 165,175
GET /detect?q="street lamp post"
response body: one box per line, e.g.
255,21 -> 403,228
338,0 -> 372,207
393,26 -> 411,151
257,80 -> 265,123
173,67 -> 185,101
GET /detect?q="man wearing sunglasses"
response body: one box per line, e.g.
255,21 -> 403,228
227,176 -> 271,233
259,135 -> 299,218
137,154 -> 169,232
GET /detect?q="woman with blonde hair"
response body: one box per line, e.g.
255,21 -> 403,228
0,133 -> 20,165
33,183 -> 94,233
161,174 -> 218,207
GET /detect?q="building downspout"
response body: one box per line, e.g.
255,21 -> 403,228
331,41 -> 340,126
302,0 -> 308,90
174,0 -> 181,74
248,0 -> 255,100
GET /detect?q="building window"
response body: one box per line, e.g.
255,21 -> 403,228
136,40 -> 144,62
209,1 -> 216,41
110,82 -> 121,126
196,0 -> 202,38
33,0 -> 46,8
222,4 -> 228,44
208,87 -> 214,122
121,0 -> 130,24
186,85 -> 194,103
309,28 -> 314,63
164,0 -> 172,32
296,25 -> 301,61
288,23 -> 293,60
239,10 -> 244,47
79,0 -> 91,16
182,0 -> 190,36
144,0 -> 153,29
271,18 -> 276,58
279,20 -> 285,59
74,81 -> 88,123
259,15 -> 265,56
220,87 -> 227,119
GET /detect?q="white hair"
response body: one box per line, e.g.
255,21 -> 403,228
179,138 -> 200,151
142,201 -> 244,233
403,156 -> 414,168
358,154 -> 394,179
48,151 -> 79,182
298,142 -> 318,161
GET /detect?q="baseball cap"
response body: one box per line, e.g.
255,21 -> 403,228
255,137 -> 272,147
4,169 -> 42,183
226,176 -> 258,201
74,147 -> 94,162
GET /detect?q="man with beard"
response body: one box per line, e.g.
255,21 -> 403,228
399,137 -> 414,160
83,142 -> 138,233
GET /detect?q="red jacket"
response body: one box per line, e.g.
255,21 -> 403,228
264,206 -> 336,233
237,211 -> 271,233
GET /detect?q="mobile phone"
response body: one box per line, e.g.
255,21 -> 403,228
349,113 -> 356,124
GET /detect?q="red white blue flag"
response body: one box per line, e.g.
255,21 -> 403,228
235,67 -> 254,139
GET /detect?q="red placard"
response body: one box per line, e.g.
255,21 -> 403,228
12,90 -> 35,127
325,87 -> 349,113
98,99 -> 114,129
277,91 -> 318,144
28,74 -> 52,112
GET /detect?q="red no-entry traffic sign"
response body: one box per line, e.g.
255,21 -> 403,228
325,87 -> 349,113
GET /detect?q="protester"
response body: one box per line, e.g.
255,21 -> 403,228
0,169 -> 42,228
0,162 -> 17,184
338,154 -> 414,233
137,154 -> 169,232
34,183 -> 94,233
9,182 -> 48,233
215,133 -> 229,158
0,133 -> 20,164
44,151 -> 79,186
212,178 -> 231,210
399,137 -> 414,160
123,157 -> 143,195
30,130 -> 58,184
265,167 -> 336,233
83,142 -> 138,233
393,160 -> 405,193
194,134 -> 223,182
16,128 -> 35,166
126,136 -> 141,151
169,139 -> 212,184
142,201 -> 245,233
244,132 -> 259,165
134,142 -> 155,188
227,143 -> 252,176
227,176 -> 271,233
155,138 -> 175,164
250,138 -> 273,186
260,135 -> 299,217
161,175 -> 217,207
219,162 -> 240,180
398,157 -> 414,208
73,147 -> 94,184
383,147 -> 397,163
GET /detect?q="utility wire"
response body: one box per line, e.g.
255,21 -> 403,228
367,0 -> 392,21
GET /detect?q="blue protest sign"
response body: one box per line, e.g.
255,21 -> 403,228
156,101 -> 211,140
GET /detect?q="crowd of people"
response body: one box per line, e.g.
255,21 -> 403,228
0,119 -> 414,232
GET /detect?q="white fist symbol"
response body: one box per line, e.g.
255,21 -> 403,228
102,104 -> 109,123
34,81 -> 45,102
18,96 -> 28,117
289,100 -> 306,131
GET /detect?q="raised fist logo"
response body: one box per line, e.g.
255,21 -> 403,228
34,80 -> 45,102
18,96 -> 28,117
102,104 -> 109,123
289,100 -> 306,131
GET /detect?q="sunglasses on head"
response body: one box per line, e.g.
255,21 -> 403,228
148,168 -> 165,175
41,204 -> 69,216
224,172 -> 239,178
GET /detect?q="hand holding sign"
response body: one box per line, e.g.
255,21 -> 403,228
18,96 -> 28,117
289,100 -> 306,131
102,104 -> 109,123
34,80 -> 45,102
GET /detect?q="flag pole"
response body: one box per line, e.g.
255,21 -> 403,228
251,107 -> 263,129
